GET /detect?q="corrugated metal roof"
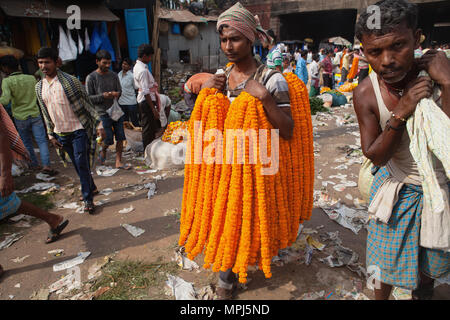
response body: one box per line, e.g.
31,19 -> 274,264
0,0 -> 120,21
159,9 -> 218,23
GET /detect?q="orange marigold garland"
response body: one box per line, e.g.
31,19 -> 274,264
179,72 -> 314,283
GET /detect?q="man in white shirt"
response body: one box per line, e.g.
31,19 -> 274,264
118,58 -> 139,127
133,44 -> 161,150
309,54 -> 320,97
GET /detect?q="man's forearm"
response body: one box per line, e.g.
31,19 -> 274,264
144,94 -> 159,119
261,96 -> 293,140
441,83 -> 450,118
365,120 -> 405,166
0,125 -> 13,176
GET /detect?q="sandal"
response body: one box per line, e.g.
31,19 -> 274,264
116,163 -> 132,170
84,201 -> 95,215
41,168 -> 59,176
46,219 -> 69,244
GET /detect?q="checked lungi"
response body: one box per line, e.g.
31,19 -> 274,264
366,167 -> 450,290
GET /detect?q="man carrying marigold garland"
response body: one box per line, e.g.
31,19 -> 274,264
201,2 -> 294,299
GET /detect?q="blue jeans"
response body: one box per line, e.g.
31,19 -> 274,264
55,129 -> 97,202
119,104 -> 140,127
15,116 -> 50,168
100,114 -> 126,146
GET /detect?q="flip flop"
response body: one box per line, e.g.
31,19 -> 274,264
117,163 -> 132,170
46,219 -> 69,244
41,168 -> 59,176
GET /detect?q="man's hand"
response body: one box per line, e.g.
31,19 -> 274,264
201,73 -> 226,91
244,80 -> 270,102
417,50 -> 450,86
111,91 -> 120,99
49,137 -> 63,149
0,174 -> 14,198
394,76 -> 433,119
103,92 -> 114,99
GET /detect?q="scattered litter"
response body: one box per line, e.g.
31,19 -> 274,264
17,183 -> 59,194
96,166 -> 119,177
49,272 -> 82,293
321,203 -> 369,234
12,255 -> 30,263
341,289 -> 370,300
48,249 -> 64,256
435,273 -> 450,287
305,245 -> 314,266
322,181 -> 335,187
88,256 -> 111,280
345,194 -> 353,200
30,289 -> 50,300
121,224 -> 145,237
306,236 -> 326,251
9,214 -> 26,222
197,285 -> 215,300
118,206 -> 134,214
99,188 -> 113,196
333,184 -> 346,192
0,233 -> 23,250
12,163 -> 24,177
36,173 -> 55,182
136,169 -> 158,175
319,245 -> 365,277
146,182 -> 157,199
15,221 -> 32,228
94,199 -> 109,206
9,295 -> 14,299
165,275 -> 197,300
333,164 -> 348,170
53,252 -> 91,272
272,248 -> 303,266
62,202 -> 80,209
392,287 -> 412,300
164,208 -> 180,216
300,290 -> 325,300
174,247 -> 200,271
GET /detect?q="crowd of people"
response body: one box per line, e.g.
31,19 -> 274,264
0,0 -> 448,301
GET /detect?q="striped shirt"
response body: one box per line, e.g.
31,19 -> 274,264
41,76 -> 83,136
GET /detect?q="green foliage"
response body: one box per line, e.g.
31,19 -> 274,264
309,97 -> 329,115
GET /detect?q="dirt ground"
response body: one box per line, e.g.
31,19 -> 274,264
0,103 -> 449,300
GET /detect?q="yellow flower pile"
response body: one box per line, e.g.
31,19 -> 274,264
320,87 -> 331,94
179,73 -> 314,283
161,121 -> 189,144
338,82 -> 358,93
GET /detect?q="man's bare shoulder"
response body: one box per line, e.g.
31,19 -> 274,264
353,76 -> 376,113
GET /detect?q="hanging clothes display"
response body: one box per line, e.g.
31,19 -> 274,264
66,27 -> 78,59
58,25 -> 76,62
99,22 -> 115,61
89,23 -> 102,55
84,27 -> 90,52
77,31 -> 84,55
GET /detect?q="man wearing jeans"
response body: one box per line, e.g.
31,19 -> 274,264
0,55 -> 56,175
86,50 -> 128,169
35,47 -> 99,214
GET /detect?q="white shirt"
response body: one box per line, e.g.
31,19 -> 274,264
133,59 -> 157,104
310,60 -> 319,79
118,70 -> 137,105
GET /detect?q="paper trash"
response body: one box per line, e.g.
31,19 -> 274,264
99,188 -> 113,196
392,287 -> 412,300
0,233 -> 23,250
36,173 -> 56,182
12,255 -> 30,263
321,203 -> 369,234
121,224 -> 145,237
17,183 -> 59,194
165,275 -> 197,300
175,249 -> 200,271
96,166 -> 119,177
306,236 -> 326,251
49,272 -> 81,293
53,252 -> 91,272
118,206 -> 135,214
146,183 -> 157,199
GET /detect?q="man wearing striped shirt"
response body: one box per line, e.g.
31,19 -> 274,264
35,47 -> 99,214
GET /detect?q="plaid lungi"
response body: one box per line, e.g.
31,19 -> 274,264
0,192 -> 21,221
367,167 -> 450,290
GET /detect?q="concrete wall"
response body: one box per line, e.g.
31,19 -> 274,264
160,22 -> 227,71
